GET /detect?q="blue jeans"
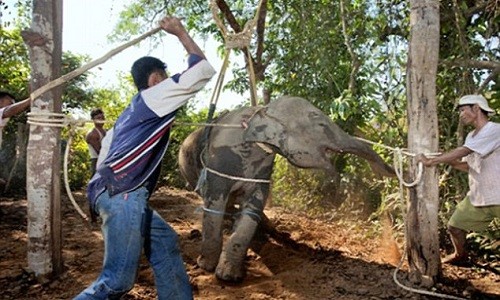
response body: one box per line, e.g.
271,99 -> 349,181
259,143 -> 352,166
74,187 -> 193,300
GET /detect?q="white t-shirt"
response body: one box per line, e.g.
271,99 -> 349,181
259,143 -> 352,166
0,107 -> 10,148
463,121 -> 500,206
96,127 -> 112,168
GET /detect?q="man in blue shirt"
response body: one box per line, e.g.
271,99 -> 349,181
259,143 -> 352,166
75,16 -> 215,300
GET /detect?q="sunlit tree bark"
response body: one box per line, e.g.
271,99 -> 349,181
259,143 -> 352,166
22,0 -> 63,280
406,0 -> 441,286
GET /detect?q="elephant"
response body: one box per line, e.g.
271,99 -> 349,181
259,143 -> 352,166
178,96 -> 395,282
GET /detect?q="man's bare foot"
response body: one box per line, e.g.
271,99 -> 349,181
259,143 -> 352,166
442,253 -> 469,266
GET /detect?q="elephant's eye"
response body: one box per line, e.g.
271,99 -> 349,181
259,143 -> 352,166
308,111 -> 321,119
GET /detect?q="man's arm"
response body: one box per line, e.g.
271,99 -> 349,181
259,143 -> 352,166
418,146 -> 472,171
449,160 -> 469,172
159,17 -> 206,59
2,99 -> 30,119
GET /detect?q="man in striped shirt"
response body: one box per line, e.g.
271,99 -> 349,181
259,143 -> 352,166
76,16 -> 215,300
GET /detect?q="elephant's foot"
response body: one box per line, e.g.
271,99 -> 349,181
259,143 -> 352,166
214,254 -> 246,282
197,255 -> 218,272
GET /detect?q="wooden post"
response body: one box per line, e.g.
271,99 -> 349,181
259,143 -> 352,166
23,0 -> 63,279
406,0 -> 441,286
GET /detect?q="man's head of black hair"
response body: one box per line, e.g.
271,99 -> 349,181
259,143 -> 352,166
131,56 -> 167,91
90,108 -> 104,120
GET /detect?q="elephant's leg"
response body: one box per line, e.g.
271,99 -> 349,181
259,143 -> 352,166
197,194 -> 226,272
215,212 -> 259,282
215,187 -> 266,282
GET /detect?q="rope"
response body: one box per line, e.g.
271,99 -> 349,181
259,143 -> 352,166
26,111 -> 109,222
393,242 -> 467,300
393,148 -> 423,187
199,145 -> 271,184
210,0 -> 263,50
357,140 -> 465,299
353,137 -> 467,298
354,135 -> 436,187
27,111 -> 113,127
22,25 -> 161,212
209,49 -> 232,108
176,121 -> 242,128
204,165 -> 271,184
391,171 -> 467,300
201,206 -> 262,221
354,136 -> 441,157
63,127 -> 90,222
3,126 -> 27,193
209,0 -> 263,105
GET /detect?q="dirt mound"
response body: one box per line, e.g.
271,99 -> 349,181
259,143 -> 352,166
0,187 -> 498,299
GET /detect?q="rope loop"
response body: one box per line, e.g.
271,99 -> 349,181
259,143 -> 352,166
26,111 -> 110,223
209,0 -> 264,106
210,0 -> 260,50
393,147 -> 423,187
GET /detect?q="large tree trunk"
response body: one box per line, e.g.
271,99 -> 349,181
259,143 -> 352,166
406,0 -> 441,286
23,0 -> 63,280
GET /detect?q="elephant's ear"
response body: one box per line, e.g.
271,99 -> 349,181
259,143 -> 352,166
243,109 -> 286,149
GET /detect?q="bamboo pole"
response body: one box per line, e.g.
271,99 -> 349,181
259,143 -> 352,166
24,26 -> 162,102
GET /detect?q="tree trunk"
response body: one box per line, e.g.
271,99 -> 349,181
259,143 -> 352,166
406,0 -> 441,286
23,0 -> 63,280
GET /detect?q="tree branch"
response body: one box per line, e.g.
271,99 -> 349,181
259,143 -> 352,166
215,0 -> 269,103
216,0 -> 242,32
339,0 -> 359,94
450,58 -> 500,70
253,0 -> 269,92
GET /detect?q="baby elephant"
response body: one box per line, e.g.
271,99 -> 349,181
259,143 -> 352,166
179,96 -> 395,282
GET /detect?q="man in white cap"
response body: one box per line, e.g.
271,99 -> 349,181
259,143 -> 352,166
419,94 -> 499,265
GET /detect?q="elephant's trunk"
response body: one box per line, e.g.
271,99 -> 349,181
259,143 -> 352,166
338,137 -> 396,177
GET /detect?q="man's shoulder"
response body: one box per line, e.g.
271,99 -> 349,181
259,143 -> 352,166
488,121 -> 500,129
485,122 -> 500,136
86,128 -> 99,140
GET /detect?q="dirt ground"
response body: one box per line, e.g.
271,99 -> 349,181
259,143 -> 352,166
0,187 -> 498,300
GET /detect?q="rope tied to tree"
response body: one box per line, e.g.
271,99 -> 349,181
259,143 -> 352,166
27,111 -> 85,128
26,111 -> 114,222
209,0 -> 261,50
354,136 -> 440,187
352,141 -> 466,299
209,0 -> 264,107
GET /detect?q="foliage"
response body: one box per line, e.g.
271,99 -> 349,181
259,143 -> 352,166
0,27 -> 29,95
3,0 -> 500,257
467,218 -> 500,262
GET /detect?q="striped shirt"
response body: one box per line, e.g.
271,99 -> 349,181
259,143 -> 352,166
87,55 -> 215,204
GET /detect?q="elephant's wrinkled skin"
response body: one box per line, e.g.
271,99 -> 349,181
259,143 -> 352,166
178,96 -> 395,282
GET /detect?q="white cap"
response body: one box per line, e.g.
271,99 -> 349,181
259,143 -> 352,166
458,95 -> 495,115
